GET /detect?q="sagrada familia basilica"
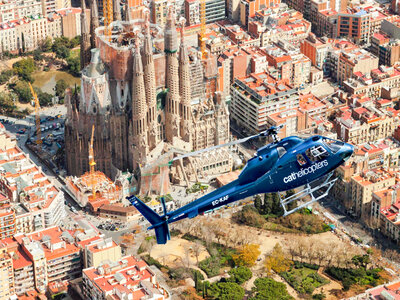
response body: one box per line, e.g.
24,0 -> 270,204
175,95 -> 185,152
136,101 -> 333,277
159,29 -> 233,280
65,1 -> 232,195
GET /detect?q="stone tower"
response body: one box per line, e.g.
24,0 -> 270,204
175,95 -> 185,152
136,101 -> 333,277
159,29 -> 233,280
90,0 -> 99,49
178,20 -> 192,143
124,0 -> 132,21
164,7 -> 181,143
65,49 -> 113,178
142,11 -> 159,150
130,38 -> 148,168
80,0 -> 91,70
113,0 -> 122,21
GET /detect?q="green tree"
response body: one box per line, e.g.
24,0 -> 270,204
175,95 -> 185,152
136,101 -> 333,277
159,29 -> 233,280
55,45 -> 70,59
271,193 -> 284,216
21,33 -> 25,53
250,278 -> 293,300
55,79 -> 68,98
232,205 -> 265,228
254,194 -> 262,211
66,56 -> 81,76
209,282 -> 244,300
228,266 -> 252,285
0,70 -> 14,84
70,35 -> 81,48
285,190 -> 298,211
33,49 -> 44,61
352,254 -> 371,269
12,58 -> 35,82
37,89 -> 53,107
10,80 -> 31,103
52,36 -> 70,51
40,37 -> 52,52
0,92 -> 16,114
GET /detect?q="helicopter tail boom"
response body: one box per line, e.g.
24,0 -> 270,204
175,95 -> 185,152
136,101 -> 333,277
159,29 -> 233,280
128,196 -> 171,244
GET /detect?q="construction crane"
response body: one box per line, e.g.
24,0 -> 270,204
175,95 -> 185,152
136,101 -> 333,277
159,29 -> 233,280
88,125 -> 96,200
28,83 -> 42,147
103,0 -> 113,39
199,0 -> 207,59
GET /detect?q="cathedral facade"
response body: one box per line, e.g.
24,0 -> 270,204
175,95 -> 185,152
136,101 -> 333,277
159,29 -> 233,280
65,6 -> 231,195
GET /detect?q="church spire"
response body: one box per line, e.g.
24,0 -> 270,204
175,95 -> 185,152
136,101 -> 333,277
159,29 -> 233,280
90,0 -> 99,49
130,36 -> 148,167
124,0 -> 132,22
164,6 -> 181,142
113,0 -> 122,21
80,0 -> 91,70
142,10 -> 158,149
179,18 -> 192,143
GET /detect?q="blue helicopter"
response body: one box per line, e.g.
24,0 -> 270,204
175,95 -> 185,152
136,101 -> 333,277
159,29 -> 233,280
128,125 -> 354,244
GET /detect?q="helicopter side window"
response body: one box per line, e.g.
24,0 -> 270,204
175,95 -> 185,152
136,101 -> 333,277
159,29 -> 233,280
296,154 -> 307,166
306,146 -> 329,162
277,147 -> 287,158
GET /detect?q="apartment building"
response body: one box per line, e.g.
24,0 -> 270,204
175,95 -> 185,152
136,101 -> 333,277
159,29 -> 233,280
82,237 -> 121,268
239,0 -> 281,26
371,32 -> 400,66
349,168 -> 396,220
0,123 -> 66,233
343,65 -> 400,99
151,0 -> 170,26
248,5 -> 311,47
205,0 -> 225,23
0,0 -> 43,22
300,33 -> 330,71
337,9 -> 371,44
263,42 -> 312,87
82,255 -> 169,300
16,227 -> 81,285
335,104 -> 399,144
370,185 -> 400,226
184,0 -> 200,26
0,7 -> 82,53
41,0 -> 71,16
379,201 -> 400,244
337,48 -> 378,85
0,243 -> 14,299
230,71 -> 300,134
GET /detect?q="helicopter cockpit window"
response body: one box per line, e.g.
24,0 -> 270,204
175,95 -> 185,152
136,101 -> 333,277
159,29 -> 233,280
306,146 -> 329,162
277,146 -> 287,158
296,154 -> 307,166
323,138 -> 343,154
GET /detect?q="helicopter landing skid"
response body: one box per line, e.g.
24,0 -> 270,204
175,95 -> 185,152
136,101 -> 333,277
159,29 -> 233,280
279,172 -> 337,216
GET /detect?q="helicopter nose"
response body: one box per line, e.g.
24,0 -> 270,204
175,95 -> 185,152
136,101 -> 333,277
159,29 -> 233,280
339,143 -> 354,161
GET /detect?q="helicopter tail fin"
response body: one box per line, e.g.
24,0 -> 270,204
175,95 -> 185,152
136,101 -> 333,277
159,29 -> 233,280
127,196 -> 170,244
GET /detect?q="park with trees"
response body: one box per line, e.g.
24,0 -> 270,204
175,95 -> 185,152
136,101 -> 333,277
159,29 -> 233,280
0,36 -> 81,117
133,193 -> 395,300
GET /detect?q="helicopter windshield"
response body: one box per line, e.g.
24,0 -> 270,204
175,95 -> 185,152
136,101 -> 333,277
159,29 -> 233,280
322,138 -> 344,154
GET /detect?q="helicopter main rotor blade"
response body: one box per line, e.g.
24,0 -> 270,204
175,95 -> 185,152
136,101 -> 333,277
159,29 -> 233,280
169,132 -> 261,163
